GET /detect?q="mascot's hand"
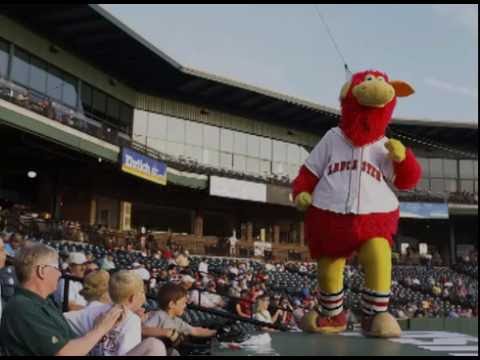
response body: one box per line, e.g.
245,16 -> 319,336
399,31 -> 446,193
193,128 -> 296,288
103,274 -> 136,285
294,192 -> 312,211
385,138 -> 406,163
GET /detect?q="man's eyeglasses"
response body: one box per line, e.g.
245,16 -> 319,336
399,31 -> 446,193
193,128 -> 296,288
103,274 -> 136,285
39,264 -> 61,272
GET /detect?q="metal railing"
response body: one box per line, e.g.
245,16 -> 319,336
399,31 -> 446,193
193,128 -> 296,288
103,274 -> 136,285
0,77 -> 131,149
192,287 -> 298,324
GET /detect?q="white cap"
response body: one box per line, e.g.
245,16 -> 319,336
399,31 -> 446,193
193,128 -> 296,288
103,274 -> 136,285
132,262 -> 142,268
133,268 -> 151,281
176,255 -> 189,268
68,252 -> 88,265
181,275 -> 195,284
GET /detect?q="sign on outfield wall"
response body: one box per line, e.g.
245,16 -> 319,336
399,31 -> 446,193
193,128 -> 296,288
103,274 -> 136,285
399,202 -> 449,219
209,176 -> 267,203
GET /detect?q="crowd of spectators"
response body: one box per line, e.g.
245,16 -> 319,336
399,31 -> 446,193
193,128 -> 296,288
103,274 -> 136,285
0,201 -> 478,355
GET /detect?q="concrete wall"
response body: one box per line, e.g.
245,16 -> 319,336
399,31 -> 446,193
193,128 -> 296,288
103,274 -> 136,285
398,318 -> 478,337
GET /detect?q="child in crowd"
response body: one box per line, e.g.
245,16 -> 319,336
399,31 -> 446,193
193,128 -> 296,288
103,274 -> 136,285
64,270 -> 165,356
143,283 -> 217,340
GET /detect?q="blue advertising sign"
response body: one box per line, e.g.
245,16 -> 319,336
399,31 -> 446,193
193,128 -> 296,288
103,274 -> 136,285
399,202 -> 449,219
121,147 -> 167,185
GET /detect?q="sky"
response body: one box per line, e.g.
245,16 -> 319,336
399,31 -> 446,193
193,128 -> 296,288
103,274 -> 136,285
101,4 -> 478,125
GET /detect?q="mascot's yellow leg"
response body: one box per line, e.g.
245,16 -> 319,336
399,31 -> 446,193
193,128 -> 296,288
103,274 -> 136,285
357,237 -> 401,338
358,237 -> 391,293
317,256 -> 346,294
299,257 -> 347,334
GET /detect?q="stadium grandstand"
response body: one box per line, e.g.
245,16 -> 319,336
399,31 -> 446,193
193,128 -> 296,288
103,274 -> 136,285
0,4 -> 477,356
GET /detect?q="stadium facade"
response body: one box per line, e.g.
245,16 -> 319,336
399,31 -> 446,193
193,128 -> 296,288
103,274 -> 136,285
0,5 -> 477,263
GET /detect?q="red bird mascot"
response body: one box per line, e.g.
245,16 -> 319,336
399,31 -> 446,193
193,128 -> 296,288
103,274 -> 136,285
293,70 -> 421,337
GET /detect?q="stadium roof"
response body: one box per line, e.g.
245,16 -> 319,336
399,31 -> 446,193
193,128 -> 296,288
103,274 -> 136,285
1,4 -> 477,154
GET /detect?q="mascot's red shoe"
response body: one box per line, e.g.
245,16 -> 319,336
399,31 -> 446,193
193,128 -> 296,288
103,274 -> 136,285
300,310 -> 348,334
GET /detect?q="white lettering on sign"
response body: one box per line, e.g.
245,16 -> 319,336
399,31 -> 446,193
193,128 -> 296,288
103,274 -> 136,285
125,154 -> 162,177
126,154 -> 151,173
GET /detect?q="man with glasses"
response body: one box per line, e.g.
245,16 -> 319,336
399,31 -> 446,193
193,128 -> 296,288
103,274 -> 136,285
54,252 -> 88,311
0,243 -> 125,356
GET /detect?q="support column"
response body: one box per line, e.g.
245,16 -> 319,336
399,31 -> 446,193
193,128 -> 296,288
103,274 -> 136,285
52,171 -> 62,221
119,201 -> 132,231
240,223 -> 247,242
192,210 -> 204,238
246,222 -> 253,243
89,197 -> 97,226
273,224 -> 280,245
268,226 -> 273,243
449,220 -> 456,266
299,221 -> 305,247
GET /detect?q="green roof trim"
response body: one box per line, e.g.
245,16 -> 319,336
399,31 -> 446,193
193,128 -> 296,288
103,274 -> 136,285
166,167 -> 208,190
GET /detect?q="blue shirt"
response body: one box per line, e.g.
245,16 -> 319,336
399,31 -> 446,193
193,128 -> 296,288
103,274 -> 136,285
4,243 -> 15,257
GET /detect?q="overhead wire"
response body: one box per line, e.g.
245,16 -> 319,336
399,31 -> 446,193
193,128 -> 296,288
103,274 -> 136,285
313,4 -> 352,80
311,4 -> 477,159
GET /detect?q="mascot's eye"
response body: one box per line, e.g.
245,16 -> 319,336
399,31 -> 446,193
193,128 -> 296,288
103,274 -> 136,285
365,75 -> 374,81
377,76 -> 385,82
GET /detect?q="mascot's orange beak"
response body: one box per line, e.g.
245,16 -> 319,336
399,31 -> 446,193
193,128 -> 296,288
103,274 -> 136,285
341,77 -> 415,108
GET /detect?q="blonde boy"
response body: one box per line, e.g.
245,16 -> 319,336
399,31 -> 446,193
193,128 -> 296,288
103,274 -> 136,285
65,270 -> 165,356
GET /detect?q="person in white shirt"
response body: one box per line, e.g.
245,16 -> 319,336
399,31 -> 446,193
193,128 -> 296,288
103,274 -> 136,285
198,259 -> 208,275
228,230 -> 239,257
64,270 -> 166,356
100,254 -> 116,271
189,282 -> 225,309
228,280 -> 242,299
265,263 -> 275,272
239,262 -> 247,272
55,252 -> 88,311
132,263 -> 151,283
253,295 -> 282,332
229,264 -> 239,276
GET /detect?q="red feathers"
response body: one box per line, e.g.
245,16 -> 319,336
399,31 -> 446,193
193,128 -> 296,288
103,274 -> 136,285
340,70 -> 397,147
305,207 -> 399,258
292,165 -> 319,199
393,148 -> 422,190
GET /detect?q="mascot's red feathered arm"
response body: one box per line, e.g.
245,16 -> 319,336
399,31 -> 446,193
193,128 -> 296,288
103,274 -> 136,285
292,165 -> 320,199
393,148 -> 422,190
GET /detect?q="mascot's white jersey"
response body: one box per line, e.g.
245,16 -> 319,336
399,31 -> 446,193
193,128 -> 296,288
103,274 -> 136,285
304,127 -> 399,215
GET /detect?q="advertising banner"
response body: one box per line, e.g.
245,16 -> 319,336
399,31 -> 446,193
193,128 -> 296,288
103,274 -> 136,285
121,147 -> 167,185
